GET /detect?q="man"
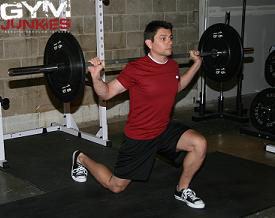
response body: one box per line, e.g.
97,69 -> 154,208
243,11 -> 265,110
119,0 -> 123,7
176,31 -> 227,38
71,20 -> 207,209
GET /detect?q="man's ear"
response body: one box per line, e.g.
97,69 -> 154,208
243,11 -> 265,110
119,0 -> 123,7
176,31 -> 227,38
145,39 -> 152,50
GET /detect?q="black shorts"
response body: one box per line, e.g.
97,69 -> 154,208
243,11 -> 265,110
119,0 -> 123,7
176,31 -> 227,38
114,121 -> 190,181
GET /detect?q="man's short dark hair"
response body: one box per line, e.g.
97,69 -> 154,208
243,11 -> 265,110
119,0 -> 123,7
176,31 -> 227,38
144,20 -> 173,54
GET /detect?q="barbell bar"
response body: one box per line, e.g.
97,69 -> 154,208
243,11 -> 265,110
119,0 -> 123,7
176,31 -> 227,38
8,23 -> 254,103
8,48 -> 254,76
86,48 -> 253,67
8,50 -> 229,77
86,48 -> 255,67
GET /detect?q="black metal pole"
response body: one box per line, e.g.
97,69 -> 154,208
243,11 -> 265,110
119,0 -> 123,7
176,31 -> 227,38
199,69 -> 206,116
225,11 -> 231,25
241,0 -> 246,45
236,0 -> 247,116
219,11 -> 230,114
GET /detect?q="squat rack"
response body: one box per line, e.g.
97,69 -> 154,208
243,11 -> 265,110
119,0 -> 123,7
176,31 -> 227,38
0,0 -> 111,168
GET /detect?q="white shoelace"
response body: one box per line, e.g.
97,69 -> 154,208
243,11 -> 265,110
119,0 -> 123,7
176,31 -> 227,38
73,164 -> 88,176
182,188 -> 199,201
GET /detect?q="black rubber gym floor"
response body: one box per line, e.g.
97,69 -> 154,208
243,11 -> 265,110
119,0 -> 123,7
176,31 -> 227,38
1,131 -> 275,218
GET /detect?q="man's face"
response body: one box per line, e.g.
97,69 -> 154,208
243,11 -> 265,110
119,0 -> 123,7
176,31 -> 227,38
146,28 -> 173,57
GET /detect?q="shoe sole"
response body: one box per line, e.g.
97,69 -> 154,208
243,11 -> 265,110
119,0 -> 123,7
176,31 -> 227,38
71,150 -> 87,183
72,175 -> 86,183
174,195 -> 205,209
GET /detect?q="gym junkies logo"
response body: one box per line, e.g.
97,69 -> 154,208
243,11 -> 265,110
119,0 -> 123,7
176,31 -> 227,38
0,0 -> 71,33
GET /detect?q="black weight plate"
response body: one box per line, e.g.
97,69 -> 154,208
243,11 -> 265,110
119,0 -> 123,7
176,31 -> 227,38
250,88 -> 275,133
44,32 -> 85,102
265,50 -> 275,87
199,23 -> 243,82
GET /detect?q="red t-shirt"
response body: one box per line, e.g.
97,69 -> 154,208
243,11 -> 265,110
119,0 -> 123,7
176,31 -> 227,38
117,56 -> 180,140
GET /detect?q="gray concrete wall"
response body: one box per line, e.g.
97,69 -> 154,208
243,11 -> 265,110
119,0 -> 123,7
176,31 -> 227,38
0,0 -> 199,133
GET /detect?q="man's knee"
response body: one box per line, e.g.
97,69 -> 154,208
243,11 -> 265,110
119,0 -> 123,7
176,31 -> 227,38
111,183 -> 128,193
194,135 -> 207,158
109,177 -> 130,193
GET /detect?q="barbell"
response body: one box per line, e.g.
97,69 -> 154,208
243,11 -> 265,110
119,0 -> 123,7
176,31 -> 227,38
8,23 -> 254,103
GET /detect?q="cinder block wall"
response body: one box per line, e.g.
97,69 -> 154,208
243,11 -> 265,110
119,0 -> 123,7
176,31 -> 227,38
0,0 -> 199,133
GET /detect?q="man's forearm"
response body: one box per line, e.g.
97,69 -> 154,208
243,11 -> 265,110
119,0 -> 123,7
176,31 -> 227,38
92,77 -> 109,100
178,61 -> 201,91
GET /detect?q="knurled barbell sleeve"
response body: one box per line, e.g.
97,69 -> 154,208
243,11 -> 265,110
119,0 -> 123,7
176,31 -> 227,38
8,65 -> 58,76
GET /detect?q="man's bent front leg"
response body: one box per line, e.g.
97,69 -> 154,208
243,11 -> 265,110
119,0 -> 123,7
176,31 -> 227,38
176,129 -> 207,190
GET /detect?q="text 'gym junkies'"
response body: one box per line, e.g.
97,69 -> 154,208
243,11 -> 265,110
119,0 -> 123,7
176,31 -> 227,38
0,0 -> 71,31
